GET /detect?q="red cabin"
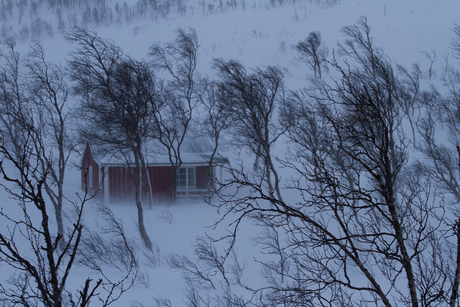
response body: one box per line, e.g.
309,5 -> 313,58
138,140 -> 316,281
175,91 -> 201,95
80,138 -> 227,204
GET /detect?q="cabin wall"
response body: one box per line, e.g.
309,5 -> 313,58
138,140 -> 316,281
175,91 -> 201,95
107,166 -> 137,203
97,165 -> 215,204
102,165 -> 175,204
149,166 -> 175,202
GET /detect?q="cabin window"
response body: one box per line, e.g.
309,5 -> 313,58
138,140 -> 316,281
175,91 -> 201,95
177,167 -> 195,190
88,166 -> 93,189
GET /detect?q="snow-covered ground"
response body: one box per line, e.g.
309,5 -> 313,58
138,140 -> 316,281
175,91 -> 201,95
1,0 -> 460,305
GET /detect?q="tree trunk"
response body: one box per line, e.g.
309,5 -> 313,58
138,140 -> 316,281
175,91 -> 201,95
139,150 -> 153,208
267,155 -> 283,202
44,179 -> 66,250
450,218 -> 460,307
264,142 -> 283,203
206,138 -> 220,200
450,146 -> 460,307
253,143 -> 261,173
168,166 -> 178,204
54,197 -> 65,250
134,154 -> 152,249
386,182 -> 418,307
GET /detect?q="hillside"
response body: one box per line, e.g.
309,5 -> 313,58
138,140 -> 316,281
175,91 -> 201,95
1,0 -> 460,306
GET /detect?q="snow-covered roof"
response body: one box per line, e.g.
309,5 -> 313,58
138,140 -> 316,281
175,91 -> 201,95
92,136 -> 227,167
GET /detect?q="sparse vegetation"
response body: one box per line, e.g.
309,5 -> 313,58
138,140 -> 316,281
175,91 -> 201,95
0,3 -> 459,306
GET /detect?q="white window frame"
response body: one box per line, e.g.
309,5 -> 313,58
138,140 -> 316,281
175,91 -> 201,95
176,166 -> 196,191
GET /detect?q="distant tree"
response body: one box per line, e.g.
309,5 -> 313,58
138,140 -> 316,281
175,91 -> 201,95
17,0 -> 27,23
30,17 -> 44,38
56,8 -> 65,32
212,59 -> 287,200
149,28 -> 200,203
0,37 -> 28,178
452,23 -> 460,60
66,27 -> 156,249
294,30 -> 328,77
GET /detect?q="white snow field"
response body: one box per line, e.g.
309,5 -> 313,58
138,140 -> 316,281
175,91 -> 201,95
1,0 -> 460,306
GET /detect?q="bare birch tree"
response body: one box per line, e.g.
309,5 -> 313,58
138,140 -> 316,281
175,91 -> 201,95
212,17 -> 460,307
0,38 -> 75,250
415,23 -> 460,307
149,28 -> 200,203
0,103 -> 136,307
212,59 -> 286,201
196,77 -> 231,194
294,30 -> 328,78
25,40 -> 75,249
66,27 -> 156,249
0,37 -> 29,191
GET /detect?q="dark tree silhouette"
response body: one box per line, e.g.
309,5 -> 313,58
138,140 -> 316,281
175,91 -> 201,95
211,18 -> 460,307
66,27 -> 156,249
213,59 -> 287,200
149,28 -> 200,203
0,37 -> 28,184
197,77 -> 232,194
0,104 -> 136,307
294,30 -> 328,77
0,38 -> 76,250
415,23 -> 460,307
25,40 -> 76,250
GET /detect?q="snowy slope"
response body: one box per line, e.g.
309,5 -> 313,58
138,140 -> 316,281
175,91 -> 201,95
1,0 -> 460,306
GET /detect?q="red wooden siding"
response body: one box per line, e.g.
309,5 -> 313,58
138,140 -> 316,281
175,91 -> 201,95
108,166 -> 137,204
124,168 -> 137,202
149,166 -> 175,202
81,143 -> 219,203
107,165 -> 181,204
